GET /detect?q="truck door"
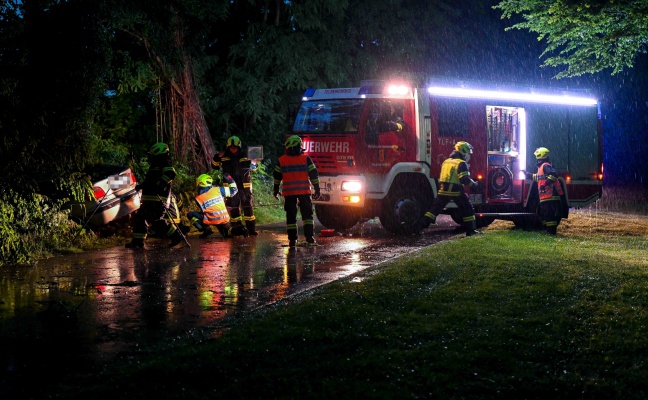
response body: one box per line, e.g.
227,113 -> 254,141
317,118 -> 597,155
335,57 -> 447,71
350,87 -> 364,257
359,99 -> 416,171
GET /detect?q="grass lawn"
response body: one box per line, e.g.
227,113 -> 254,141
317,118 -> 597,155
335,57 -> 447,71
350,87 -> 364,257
48,209 -> 648,399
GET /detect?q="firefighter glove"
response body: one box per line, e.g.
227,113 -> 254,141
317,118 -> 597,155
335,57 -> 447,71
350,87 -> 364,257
523,171 -> 533,180
224,173 -> 234,184
471,180 -> 478,188
273,186 -> 280,199
313,187 -> 321,199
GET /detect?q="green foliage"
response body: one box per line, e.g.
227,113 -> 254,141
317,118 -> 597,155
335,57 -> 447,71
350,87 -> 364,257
495,0 -> 648,78
251,161 -> 285,223
0,189 -> 95,266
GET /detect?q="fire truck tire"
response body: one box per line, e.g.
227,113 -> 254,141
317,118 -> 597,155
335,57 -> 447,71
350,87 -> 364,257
315,205 -> 360,231
380,184 -> 426,235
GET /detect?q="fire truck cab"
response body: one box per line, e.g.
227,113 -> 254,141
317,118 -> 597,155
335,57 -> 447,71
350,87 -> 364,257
291,80 -> 603,235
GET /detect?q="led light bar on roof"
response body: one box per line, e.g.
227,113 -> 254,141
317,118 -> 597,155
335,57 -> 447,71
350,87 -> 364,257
427,86 -> 598,106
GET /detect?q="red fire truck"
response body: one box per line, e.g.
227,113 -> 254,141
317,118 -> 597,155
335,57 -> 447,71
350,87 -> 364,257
291,79 -> 603,234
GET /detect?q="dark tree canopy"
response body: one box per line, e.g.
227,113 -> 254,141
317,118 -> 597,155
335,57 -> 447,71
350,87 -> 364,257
496,0 -> 648,78
0,0 -> 566,186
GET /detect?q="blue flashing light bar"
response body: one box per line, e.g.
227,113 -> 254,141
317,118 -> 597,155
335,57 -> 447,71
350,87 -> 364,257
427,86 -> 598,106
358,81 -> 384,95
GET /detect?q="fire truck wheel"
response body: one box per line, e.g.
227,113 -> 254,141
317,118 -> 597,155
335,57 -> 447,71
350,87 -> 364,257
380,185 -> 426,235
315,205 -> 360,231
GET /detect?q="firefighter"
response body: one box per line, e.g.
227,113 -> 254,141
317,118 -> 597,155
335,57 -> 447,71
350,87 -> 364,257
366,100 -> 405,145
420,141 -> 482,236
525,147 -> 564,235
126,142 -> 184,248
187,173 -> 248,239
273,135 -> 321,247
212,135 -> 259,235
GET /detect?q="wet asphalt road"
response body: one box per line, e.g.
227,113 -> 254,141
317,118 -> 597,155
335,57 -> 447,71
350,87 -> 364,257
0,216 -> 459,396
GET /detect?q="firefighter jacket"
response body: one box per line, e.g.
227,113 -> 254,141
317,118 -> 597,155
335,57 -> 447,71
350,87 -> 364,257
194,184 -> 237,225
140,154 -> 176,202
534,161 -> 563,202
437,151 -> 476,197
212,149 -> 256,191
273,153 -> 320,197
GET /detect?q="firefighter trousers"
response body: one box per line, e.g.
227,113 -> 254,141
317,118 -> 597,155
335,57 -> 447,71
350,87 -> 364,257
284,194 -> 314,241
425,193 -> 476,230
228,189 -> 256,232
539,199 -> 561,234
131,200 -> 178,240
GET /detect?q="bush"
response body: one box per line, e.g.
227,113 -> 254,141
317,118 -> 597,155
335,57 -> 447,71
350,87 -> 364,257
0,189 -> 94,266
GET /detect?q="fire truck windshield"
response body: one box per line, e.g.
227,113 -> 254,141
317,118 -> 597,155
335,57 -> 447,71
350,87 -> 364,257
293,99 -> 364,134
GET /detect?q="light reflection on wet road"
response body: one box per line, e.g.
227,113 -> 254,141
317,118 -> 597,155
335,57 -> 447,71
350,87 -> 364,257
0,217 -> 458,391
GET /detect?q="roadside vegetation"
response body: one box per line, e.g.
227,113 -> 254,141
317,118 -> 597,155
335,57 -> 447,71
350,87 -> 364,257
0,163 -> 284,266
41,206 -> 648,400
2,183 -> 644,266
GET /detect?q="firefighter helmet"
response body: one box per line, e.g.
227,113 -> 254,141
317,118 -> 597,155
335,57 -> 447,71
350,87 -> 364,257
196,174 -> 213,188
534,147 -> 550,160
149,142 -> 169,155
285,135 -> 303,149
226,136 -> 241,148
454,141 -> 473,156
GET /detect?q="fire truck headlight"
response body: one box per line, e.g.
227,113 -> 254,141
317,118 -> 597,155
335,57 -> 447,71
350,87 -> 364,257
341,181 -> 362,192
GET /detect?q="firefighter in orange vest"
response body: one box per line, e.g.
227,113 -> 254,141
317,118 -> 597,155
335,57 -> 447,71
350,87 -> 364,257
273,135 -> 321,247
211,135 -> 259,235
420,141 -> 482,236
187,173 -> 248,238
525,147 -> 564,235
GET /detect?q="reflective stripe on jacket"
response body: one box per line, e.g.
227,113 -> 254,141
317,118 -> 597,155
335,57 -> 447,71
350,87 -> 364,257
278,154 -> 313,196
195,187 -> 230,225
536,162 -> 564,202
438,158 -> 468,197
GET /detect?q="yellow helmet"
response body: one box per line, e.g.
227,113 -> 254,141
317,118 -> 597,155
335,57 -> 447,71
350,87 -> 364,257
454,141 -> 473,156
226,136 -> 241,148
149,142 -> 169,155
285,135 -> 303,149
196,174 -> 213,188
534,147 -> 550,160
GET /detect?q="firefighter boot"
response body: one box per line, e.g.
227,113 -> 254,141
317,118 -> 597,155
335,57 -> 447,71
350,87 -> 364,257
420,212 -> 436,230
229,225 -> 249,237
168,230 -> 184,248
304,224 -> 316,245
125,238 -> 144,249
199,227 -> 214,239
465,220 -> 483,237
246,220 -> 258,236
180,224 -> 191,236
288,228 -> 298,248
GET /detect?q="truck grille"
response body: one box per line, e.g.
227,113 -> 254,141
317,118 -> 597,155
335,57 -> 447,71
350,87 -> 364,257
310,154 -> 336,172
